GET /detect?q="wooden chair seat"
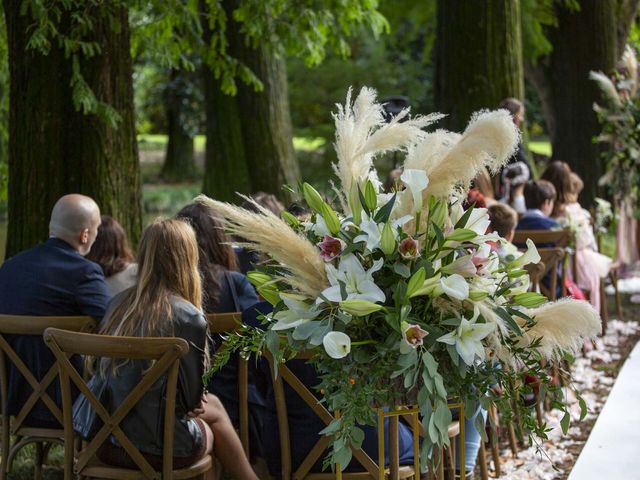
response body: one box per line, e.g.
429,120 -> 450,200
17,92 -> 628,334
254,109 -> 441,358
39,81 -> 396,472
79,454 -> 212,480
0,314 -> 96,480
303,465 -> 416,479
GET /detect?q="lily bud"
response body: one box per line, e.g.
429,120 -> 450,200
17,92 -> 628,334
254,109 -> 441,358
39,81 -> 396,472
339,299 -> 384,317
348,181 -> 363,225
247,271 -> 273,288
281,210 -> 300,227
380,223 -> 396,256
303,182 -> 325,213
320,202 -> 341,235
364,179 -> 378,212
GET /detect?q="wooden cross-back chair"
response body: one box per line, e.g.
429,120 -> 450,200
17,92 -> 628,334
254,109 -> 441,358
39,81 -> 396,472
513,229 -> 575,297
0,314 -> 96,480
205,312 -> 250,456
264,350 -> 419,480
43,328 -> 212,480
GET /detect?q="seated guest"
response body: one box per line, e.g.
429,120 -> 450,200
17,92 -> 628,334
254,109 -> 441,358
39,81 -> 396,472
86,215 -> 137,295
245,301 -> 416,477
76,219 -> 257,479
236,192 -> 285,273
488,203 -> 519,258
517,180 -> 559,234
0,194 -> 110,427
175,203 -> 261,453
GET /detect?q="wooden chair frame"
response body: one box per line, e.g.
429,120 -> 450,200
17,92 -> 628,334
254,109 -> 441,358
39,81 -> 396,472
43,328 -> 212,480
523,248 -> 565,301
513,229 -> 575,297
0,315 -> 96,480
264,350 -> 418,480
205,312 -> 250,456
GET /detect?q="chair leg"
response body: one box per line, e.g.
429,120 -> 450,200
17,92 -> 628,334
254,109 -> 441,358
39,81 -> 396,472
507,421 -> 518,457
477,441 -> 488,480
34,442 -> 44,480
1,417 -> 9,480
611,271 -> 623,320
488,429 -> 500,477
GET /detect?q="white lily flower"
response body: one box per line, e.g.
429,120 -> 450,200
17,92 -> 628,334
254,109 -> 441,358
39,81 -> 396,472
440,274 -> 469,300
323,331 -> 351,359
303,215 -> 330,237
354,214 -> 412,252
511,239 -> 541,267
441,255 -> 477,277
400,169 -> 429,212
271,293 -> 320,330
321,254 -> 385,304
437,310 -> 496,365
464,208 -> 491,235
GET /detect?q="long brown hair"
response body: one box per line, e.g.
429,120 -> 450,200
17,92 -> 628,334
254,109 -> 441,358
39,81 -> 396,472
541,161 -> 572,217
176,203 -> 237,312
86,215 -> 134,277
94,219 -> 203,374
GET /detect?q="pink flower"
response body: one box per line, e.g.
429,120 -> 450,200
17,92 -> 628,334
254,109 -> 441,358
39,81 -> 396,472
317,235 -> 345,262
399,237 -> 420,259
402,323 -> 429,347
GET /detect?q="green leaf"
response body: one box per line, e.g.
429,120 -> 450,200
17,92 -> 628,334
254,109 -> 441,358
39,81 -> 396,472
494,307 -> 524,336
578,395 -> 588,420
281,210 -> 300,227
292,321 -> 320,340
422,351 -> 439,377
454,205 -> 474,229
560,411 -> 571,434
374,193 -> 397,223
334,445 -> 353,471
446,228 -> 478,242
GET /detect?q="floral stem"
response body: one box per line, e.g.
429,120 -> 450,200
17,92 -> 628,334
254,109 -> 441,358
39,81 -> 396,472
351,340 -> 377,346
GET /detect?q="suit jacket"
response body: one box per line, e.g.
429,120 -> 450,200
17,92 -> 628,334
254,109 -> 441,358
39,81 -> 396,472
0,237 -> 111,425
516,210 -> 559,234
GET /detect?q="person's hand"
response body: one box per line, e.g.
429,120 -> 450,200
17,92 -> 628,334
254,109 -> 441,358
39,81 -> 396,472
187,393 -> 208,418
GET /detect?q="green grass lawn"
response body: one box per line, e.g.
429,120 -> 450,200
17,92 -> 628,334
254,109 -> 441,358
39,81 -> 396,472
137,134 -> 326,153
529,139 -> 552,157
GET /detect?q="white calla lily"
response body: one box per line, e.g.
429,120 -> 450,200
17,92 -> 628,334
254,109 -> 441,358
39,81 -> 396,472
321,254 -> 386,304
400,169 -> 429,212
511,239 -> 541,267
354,214 -> 412,252
437,311 -> 496,365
440,274 -> 469,300
464,208 -> 491,235
323,331 -> 351,359
271,293 -> 320,330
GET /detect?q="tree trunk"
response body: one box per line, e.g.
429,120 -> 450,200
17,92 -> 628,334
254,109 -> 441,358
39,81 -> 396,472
236,43 -> 300,197
162,69 -> 195,182
616,0 -> 640,57
547,0 -> 617,207
3,1 -> 141,258
200,0 -> 299,202
435,0 -> 524,132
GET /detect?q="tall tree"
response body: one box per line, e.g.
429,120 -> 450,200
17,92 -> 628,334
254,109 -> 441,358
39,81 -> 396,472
161,68 -> 197,182
3,1 -> 141,257
434,0 -> 524,132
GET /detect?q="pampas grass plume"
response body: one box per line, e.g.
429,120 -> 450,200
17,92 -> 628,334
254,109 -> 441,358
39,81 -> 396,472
194,195 -> 328,298
422,110 -> 519,198
516,298 -> 601,360
589,71 -> 622,108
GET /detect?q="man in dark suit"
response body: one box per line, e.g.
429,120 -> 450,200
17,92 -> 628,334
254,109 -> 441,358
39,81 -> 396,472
517,180 -> 560,234
0,194 -> 111,426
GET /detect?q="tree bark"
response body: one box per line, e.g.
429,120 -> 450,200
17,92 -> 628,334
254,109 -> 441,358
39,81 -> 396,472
200,0 -> 299,202
236,43 -> 300,197
616,0 -> 640,57
435,0 -> 524,132
3,1 -> 141,258
162,69 -> 195,182
546,0 -> 617,206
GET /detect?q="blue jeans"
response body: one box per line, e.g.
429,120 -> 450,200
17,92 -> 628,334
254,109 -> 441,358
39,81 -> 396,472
455,403 -> 488,472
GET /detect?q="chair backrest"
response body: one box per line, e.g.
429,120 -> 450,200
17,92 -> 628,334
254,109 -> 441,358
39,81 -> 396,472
43,328 -> 189,480
264,350 -> 416,479
205,312 -> 250,457
0,315 -> 96,433
525,248 -> 565,300
512,229 -> 572,248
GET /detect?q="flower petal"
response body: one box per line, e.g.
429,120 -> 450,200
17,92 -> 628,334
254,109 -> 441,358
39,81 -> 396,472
322,331 -> 351,359
440,274 -> 469,300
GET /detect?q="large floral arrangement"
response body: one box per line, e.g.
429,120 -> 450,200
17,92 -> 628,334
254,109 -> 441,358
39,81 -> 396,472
199,87 -> 600,469
591,45 -> 640,217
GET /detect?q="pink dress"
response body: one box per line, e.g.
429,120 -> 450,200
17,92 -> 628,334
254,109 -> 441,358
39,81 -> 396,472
559,203 -> 612,312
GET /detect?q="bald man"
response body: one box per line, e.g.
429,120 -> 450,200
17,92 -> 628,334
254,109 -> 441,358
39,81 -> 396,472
0,194 -> 111,427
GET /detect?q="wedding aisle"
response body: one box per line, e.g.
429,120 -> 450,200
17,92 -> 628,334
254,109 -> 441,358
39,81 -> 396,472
488,316 -> 640,480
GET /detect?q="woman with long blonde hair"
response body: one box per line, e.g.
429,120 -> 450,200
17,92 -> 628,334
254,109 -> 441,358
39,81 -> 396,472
77,219 -> 257,479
